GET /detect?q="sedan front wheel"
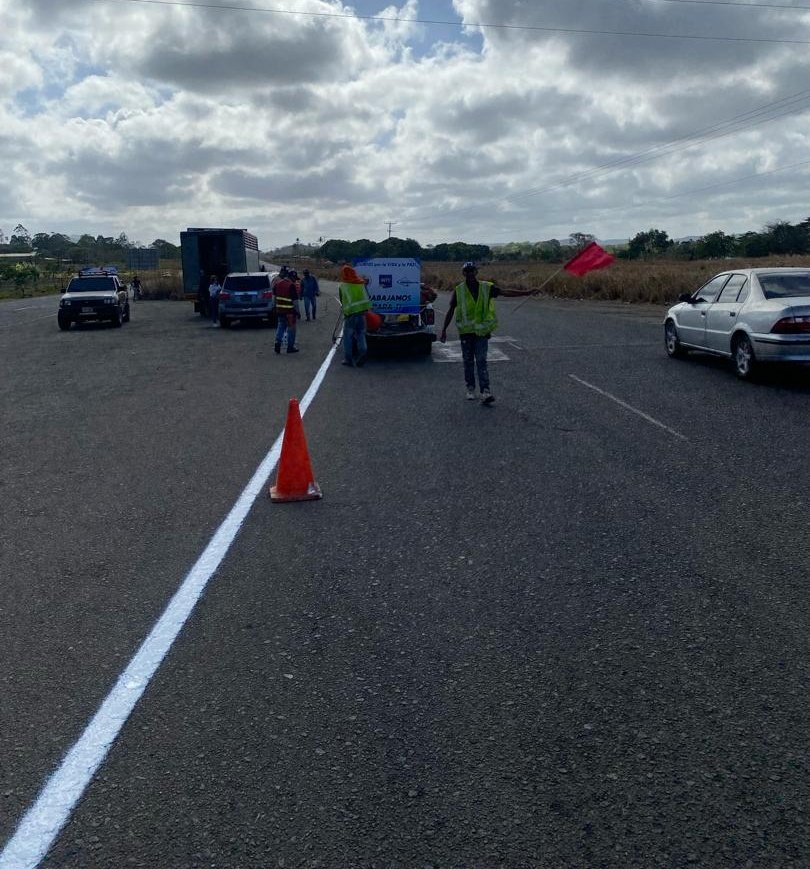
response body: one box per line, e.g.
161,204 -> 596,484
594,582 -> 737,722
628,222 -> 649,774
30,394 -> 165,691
664,320 -> 686,358
732,333 -> 756,380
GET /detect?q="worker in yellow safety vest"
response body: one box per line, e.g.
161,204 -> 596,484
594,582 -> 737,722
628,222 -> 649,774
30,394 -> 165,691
338,264 -> 372,367
440,261 -> 531,405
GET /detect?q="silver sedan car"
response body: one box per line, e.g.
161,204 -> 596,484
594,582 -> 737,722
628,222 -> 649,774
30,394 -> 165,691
664,268 -> 810,379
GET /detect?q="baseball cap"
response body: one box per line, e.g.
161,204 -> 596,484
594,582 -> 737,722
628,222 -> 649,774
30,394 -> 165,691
462,261 -> 477,271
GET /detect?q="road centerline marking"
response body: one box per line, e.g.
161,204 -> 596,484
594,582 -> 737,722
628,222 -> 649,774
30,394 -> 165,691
0,343 -> 339,869
569,374 -> 688,441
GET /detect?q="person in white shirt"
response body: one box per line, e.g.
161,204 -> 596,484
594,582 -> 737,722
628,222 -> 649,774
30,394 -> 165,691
208,275 -> 222,326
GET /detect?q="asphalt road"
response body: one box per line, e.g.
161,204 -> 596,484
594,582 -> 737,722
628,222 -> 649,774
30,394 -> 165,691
2,288 -> 810,868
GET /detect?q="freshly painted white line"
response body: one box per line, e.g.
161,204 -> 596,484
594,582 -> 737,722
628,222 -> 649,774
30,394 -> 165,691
432,335 -> 520,363
0,342 -> 339,869
569,374 -> 688,441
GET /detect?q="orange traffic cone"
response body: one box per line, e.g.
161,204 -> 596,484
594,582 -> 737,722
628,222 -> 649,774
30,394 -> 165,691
269,398 -> 323,502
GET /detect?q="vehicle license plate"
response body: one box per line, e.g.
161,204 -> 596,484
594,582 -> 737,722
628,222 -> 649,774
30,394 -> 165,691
81,306 -> 94,313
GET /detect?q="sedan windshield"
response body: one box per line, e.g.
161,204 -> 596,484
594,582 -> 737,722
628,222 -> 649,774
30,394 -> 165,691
66,278 -> 116,292
758,272 -> 810,299
224,276 -> 271,292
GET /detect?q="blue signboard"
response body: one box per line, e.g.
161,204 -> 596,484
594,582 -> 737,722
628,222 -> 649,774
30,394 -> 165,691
353,257 -> 421,314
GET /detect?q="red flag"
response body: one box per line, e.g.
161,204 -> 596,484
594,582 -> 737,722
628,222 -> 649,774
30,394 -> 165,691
563,241 -> 615,276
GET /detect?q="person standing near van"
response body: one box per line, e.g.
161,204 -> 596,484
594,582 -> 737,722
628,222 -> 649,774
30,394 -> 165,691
208,275 -> 222,327
273,269 -> 299,353
338,264 -> 372,367
301,269 -> 320,320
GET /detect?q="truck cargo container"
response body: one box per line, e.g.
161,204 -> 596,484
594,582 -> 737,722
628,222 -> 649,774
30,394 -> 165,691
180,227 -> 260,315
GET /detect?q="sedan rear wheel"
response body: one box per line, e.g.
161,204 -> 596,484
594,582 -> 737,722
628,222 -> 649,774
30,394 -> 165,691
664,319 -> 686,358
732,333 -> 756,379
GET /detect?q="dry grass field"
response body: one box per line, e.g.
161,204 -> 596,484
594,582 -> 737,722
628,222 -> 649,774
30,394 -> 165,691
5,255 -> 810,305
314,254 -> 810,306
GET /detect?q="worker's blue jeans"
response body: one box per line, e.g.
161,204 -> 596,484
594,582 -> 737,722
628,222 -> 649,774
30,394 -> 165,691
276,313 -> 296,350
303,296 -> 317,319
460,333 -> 490,392
343,313 -> 367,363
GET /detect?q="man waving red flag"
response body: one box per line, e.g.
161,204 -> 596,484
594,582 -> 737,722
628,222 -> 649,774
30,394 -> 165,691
563,241 -> 615,276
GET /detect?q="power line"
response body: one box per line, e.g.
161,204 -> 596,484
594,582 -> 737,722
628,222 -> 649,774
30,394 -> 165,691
96,0 -> 810,45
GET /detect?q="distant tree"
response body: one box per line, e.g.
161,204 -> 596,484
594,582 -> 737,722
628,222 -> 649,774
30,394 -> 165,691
423,242 -> 490,262
569,232 -> 595,250
626,228 -> 672,259
150,238 -> 180,258
531,239 -> 563,262
376,236 -> 422,258
9,223 -> 32,252
695,230 -> 735,259
764,220 -> 808,255
737,231 -> 770,258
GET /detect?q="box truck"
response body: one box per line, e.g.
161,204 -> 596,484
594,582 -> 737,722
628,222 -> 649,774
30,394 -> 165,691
180,227 -> 260,315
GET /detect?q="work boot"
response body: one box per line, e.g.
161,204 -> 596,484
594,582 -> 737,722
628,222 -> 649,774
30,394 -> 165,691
481,389 -> 495,405
287,346 -> 300,354
274,342 -> 281,354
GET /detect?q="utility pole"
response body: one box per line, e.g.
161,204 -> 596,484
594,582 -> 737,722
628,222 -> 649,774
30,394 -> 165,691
385,221 -> 397,239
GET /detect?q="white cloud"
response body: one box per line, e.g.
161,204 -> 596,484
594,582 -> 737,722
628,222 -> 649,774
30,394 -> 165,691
1,0 -> 810,247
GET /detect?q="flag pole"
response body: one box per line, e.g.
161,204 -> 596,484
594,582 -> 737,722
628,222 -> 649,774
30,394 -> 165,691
509,265 -> 565,315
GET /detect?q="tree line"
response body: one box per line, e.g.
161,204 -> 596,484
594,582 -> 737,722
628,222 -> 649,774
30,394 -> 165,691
1,226 -> 181,261
620,219 -> 810,260
316,237 -> 492,264
7,217 -> 810,268
308,220 -> 810,264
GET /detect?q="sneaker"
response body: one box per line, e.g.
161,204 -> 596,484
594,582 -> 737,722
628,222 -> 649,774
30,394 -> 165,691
287,347 -> 300,354
274,342 -> 281,354
481,389 -> 495,405
466,389 -> 476,400
355,354 -> 366,368
341,360 -> 354,366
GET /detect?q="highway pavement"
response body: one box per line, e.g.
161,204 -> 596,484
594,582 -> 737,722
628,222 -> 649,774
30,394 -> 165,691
2,287 -> 810,867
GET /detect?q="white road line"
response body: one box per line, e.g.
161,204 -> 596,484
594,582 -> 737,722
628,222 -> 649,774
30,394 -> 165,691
14,306 -> 38,311
569,374 -> 689,441
0,342 -> 340,869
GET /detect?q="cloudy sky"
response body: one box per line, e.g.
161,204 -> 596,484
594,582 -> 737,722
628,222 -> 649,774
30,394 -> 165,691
3,0 -> 810,250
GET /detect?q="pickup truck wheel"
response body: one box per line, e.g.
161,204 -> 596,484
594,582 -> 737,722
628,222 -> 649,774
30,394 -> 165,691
57,315 -> 71,331
123,303 -> 130,322
111,309 -> 123,328
418,336 -> 433,356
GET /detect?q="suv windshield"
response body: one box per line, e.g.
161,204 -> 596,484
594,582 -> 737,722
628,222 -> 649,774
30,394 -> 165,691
759,273 -> 810,299
66,278 -> 117,292
224,276 -> 270,291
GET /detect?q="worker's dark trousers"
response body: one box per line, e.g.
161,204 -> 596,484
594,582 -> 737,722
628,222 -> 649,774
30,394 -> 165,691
460,334 -> 490,392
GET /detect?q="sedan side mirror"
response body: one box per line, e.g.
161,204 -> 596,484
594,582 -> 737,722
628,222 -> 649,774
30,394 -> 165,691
678,293 -> 694,303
